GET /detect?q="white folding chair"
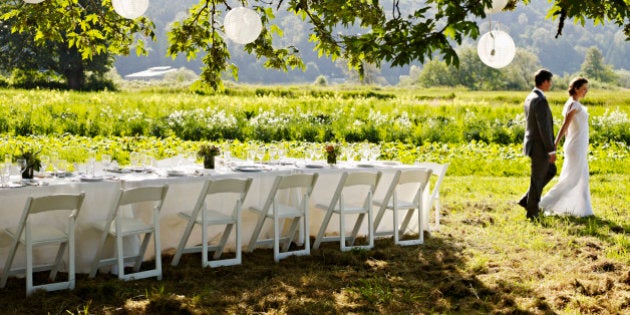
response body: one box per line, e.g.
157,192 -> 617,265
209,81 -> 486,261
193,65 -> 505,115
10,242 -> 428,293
171,178 -> 252,268
1,193 -> 85,296
247,173 -> 318,262
415,162 -> 449,231
313,171 -> 382,251
373,168 -> 432,246
89,185 -> 169,281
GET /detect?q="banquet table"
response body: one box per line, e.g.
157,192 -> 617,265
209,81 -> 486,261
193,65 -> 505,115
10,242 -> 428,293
0,159 -> 431,274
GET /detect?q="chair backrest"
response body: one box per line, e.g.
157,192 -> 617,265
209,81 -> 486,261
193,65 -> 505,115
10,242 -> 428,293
194,178 -> 253,217
16,193 -> 85,239
328,171 -> 381,209
415,163 -> 448,196
205,178 -> 253,197
261,173 -> 319,211
343,171 -> 382,189
381,168 -> 433,205
277,173 -> 319,194
26,193 -> 85,215
118,185 -> 169,207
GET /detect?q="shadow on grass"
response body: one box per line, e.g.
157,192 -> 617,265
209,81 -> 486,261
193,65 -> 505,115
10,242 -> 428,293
541,214 -> 628,245
0,233 -> 558,314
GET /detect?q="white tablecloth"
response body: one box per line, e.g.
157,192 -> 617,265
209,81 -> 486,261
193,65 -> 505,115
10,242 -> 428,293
0,161 -> 430,274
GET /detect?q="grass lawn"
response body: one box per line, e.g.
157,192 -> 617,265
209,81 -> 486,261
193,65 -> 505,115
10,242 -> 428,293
0,174 -> 627,314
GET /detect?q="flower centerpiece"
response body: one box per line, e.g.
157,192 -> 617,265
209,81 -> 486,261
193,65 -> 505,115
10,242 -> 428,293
197,144 -> 220,169
18,147 -> 42,179
325,144 -> 340,166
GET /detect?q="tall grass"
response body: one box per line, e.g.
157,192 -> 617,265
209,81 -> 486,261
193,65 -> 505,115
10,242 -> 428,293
1,87 -> 629,145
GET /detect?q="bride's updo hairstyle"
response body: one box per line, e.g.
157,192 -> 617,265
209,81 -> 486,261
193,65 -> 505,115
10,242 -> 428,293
568,77 -> 589,96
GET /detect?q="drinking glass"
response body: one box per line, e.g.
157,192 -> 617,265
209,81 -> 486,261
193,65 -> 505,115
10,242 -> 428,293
16,158 -> 27,177
358,143 -> 368,162
37,155 -> 49,177
1,163 -> 10,187
50,152 -> 60,176
87,150 -> 96,177
130,152 -> 141,169
101,154 -> 112,170
256,146 -> 266,164
369,145 -> 381,162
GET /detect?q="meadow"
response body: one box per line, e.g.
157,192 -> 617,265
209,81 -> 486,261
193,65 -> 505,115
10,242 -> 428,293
0,85 -> 629,314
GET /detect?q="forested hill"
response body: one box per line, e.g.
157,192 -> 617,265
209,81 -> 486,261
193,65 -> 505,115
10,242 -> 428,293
114,0 -> 630,85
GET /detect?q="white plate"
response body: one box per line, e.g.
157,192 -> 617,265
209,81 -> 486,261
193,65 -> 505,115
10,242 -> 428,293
379,161 -> 401,166
167,170 -> 187,177
234,165 -> 265,172
80,176 -> 104,182
105,168 -> 131,174
357,163 -> 375,168
305,164 -> 324,169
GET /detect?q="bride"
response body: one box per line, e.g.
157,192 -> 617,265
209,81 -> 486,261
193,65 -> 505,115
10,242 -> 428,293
540,77 -> 593,217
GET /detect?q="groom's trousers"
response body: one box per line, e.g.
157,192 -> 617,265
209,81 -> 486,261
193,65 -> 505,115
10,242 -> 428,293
523,147 -> 557,218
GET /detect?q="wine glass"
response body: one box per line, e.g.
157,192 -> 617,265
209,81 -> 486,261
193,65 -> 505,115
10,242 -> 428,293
1,163 -> 10,187
101,154 -> 112,170
50,152 -> 60,176
256,146 -> 266,164
16,158 -> 27,178
40,155 -> 50,176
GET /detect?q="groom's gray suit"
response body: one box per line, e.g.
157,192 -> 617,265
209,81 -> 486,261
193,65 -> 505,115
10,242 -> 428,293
521,89 -> 557,218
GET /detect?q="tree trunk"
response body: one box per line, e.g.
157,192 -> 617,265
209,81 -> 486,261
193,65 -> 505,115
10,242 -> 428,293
64,68 -> 85,90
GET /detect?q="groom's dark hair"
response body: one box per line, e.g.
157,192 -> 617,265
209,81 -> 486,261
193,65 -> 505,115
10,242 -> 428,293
534,69 -> 553,87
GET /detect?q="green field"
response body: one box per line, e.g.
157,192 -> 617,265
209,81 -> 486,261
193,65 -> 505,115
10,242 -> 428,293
0,86 -> 628,313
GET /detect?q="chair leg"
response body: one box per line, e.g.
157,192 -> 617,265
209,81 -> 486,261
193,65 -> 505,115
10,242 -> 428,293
234,214 -> 242,265
313,208 -> 334,249
247,211 -> 267,253
349,213 -> 365,247
213,224 -> 233,260
171,216 -> 196,267
116,234 -> 125,280
134,233 -> 152,272
154,227 -> 162,281
373,204 -> 387,233
49,242 -> 67,281
393,199 -> 400,245
26,234 -> 33,296
367,204 -> 374,248
89,229 -> 110,278
283,217 -> 301,252
202,220 -> 208,267
273,214 -> 281,262
339,211 -> 346,250
1,239 -> 20,288
399,208 -> 415,236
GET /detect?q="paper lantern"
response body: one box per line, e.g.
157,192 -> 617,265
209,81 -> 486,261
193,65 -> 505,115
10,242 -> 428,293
112,0 -> 149,20
484,0 -> 508,14
23,0 -> 46,3
477,30 -> 516,69
224,7 -> 263,45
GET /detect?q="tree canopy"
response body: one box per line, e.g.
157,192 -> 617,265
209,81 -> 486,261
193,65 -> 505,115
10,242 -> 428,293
1,0 -> 629,90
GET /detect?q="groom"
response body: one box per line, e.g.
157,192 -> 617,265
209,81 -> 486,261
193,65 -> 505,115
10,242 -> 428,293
519,69 -> 557,220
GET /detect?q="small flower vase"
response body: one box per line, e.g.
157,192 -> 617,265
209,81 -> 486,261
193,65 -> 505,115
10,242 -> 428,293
327,154 -> 337,166
22,166 -> 34,179
203,155 -> 215,169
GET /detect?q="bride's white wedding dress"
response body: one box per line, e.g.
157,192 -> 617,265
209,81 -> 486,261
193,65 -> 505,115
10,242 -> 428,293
540,98 -> 594,217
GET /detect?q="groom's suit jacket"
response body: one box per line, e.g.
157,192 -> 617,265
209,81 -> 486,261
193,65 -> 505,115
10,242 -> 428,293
523,89 -> 555,157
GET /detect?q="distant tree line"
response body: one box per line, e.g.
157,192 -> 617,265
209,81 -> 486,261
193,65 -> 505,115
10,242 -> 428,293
402,46 -> 627,90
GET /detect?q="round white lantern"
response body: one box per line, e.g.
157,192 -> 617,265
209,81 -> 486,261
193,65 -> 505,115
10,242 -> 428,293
224,7 -> 263,45
23,0 -> 46,3
477,30 -> 516,69
112,0 -> 149,20
484,0 -> 508,14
